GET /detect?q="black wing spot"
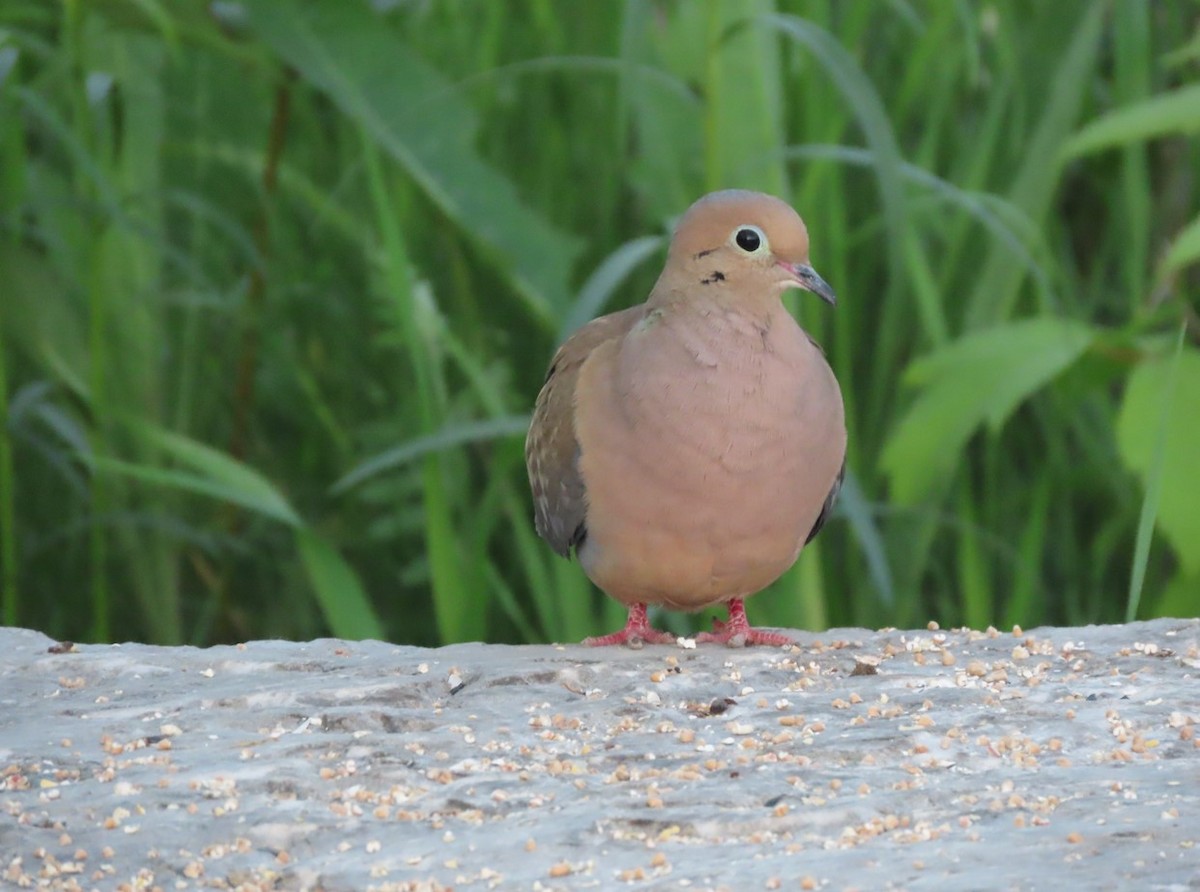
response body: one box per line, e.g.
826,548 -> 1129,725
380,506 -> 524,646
570,521 -> 588,553
806,463 -> 845,544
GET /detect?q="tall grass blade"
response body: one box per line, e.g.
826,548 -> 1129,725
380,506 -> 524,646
883,319 -> 1095,504
964,1 -> 1108,327
765,13 -> 945,348
1111,1 -> 1151,312
483,561 -> 540,644
836,468 -> 895,609
0,328 -> 17,626
1060,84 -> 1200,160
956,486 -> 992,629
1117,330 -> 1200,587
705,1 -> 787,193
295,527 -> 385,640
333,415 -> 530,495
142,426 -> 301,526
87,454 -> 301,528
359,130 -> 479,644
1123,323 -> 1187,622
781,144 -> 1054,298
242,0 -> 583,324
1159,214 -> 1200,280
1003,477 -> 1051,629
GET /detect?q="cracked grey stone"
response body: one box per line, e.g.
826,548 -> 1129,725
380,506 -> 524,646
1,619 -> 1197,890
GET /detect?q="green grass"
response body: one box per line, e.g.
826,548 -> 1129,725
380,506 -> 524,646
0,0 -> 1197,646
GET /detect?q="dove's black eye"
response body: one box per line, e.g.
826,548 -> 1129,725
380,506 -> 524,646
734,226 -> 763,253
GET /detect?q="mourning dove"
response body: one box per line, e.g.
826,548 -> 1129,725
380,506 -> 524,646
525,190 -> 846,647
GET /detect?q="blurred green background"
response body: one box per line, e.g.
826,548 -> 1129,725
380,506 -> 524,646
1,0 -> 1197,647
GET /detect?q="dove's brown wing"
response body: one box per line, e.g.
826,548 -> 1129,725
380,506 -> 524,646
525,306 -> 646,557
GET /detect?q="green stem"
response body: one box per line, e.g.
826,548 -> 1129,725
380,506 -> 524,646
1126,321 -> 1187,623
360,132 -> 475,643
702,0 -> 722,191
0,319 -> 17,627
63,0 -> 110,640
228,79 -> 291,465
86,249 -> 110,642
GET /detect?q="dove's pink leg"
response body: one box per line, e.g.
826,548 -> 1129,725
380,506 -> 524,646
696,599 -> 795,647
584,603 -> 676,647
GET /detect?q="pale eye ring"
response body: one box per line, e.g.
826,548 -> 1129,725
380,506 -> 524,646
733,225 -> 767,253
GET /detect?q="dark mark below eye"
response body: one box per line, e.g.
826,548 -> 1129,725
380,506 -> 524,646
700,270 -> 726,285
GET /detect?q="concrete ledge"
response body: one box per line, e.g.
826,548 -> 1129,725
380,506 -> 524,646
2,618 -> 1197,890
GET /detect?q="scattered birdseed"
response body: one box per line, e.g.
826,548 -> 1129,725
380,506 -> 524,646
0,620 -> 1195,888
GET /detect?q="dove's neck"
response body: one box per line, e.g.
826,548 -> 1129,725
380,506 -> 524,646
646,276 -> 786,330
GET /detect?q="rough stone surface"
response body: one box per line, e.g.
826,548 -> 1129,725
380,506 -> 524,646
1,619 -> 1197,890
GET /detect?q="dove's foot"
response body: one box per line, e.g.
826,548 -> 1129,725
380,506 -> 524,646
584,603 -> 676,648
696,599 -> 795,647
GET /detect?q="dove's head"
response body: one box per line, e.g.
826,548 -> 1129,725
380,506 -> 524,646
662,189 -> 836,306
